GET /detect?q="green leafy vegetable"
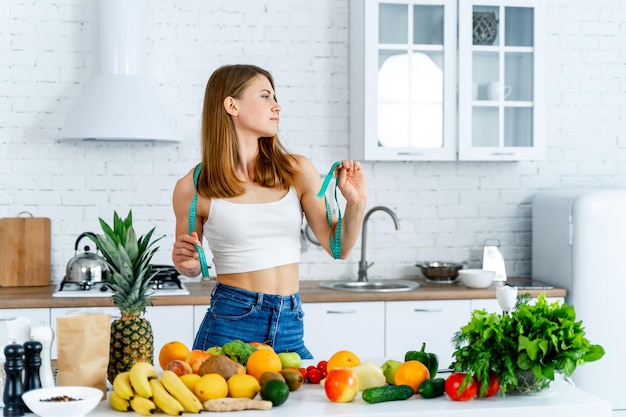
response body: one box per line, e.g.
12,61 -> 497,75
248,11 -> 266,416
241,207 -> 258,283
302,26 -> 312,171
450,293 -> 605,396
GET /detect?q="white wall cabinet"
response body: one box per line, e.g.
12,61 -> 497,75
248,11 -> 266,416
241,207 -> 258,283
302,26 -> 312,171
350,0 -> 458,161
458,0 -> 545,161
302,302 -> 386,360
385,299 -> 470,369
350,0 -> 545,161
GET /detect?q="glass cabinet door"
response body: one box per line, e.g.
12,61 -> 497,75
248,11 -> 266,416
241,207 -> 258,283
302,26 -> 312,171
458,0 -> 545,160
350,0 -> 457,161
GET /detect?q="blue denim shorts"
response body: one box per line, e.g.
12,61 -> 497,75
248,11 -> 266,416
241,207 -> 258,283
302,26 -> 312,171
193,283 -> 313,359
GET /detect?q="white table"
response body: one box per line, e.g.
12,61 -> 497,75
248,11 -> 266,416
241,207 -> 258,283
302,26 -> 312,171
80,377 -> 611,417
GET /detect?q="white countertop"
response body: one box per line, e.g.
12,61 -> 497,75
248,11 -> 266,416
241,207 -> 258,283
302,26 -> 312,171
66,377 -> 611,417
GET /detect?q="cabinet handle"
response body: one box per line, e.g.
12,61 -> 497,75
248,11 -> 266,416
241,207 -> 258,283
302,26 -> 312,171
0,317 -> 17,321
396,152 -> 424,156
325,310 -> 356,314
413,308 -> 443,313
489,152 -> 515,156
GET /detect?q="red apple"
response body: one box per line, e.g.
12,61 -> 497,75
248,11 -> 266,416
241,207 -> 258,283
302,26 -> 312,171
324,367 -> 359,403
249,342 -> 274,351
164,359 -> 193,376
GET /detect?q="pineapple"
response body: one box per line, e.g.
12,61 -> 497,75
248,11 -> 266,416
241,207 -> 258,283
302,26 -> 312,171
89,211 -> 164,384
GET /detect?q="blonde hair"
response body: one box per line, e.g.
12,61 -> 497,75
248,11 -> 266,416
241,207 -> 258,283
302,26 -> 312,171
197,64 -> 299,198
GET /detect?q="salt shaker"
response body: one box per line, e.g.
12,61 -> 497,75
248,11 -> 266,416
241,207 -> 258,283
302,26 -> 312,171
0,359 -> 5,408
30,326 -> 55,388
3,343 -> 25,417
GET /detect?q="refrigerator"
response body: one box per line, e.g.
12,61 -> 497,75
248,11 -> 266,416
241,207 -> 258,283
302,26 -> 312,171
532,189 -> 626,412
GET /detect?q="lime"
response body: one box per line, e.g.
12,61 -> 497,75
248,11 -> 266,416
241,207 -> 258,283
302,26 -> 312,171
260,379 -> 289,406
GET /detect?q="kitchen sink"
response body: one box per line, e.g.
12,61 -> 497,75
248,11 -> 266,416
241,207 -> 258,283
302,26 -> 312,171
319,280 -> 421,292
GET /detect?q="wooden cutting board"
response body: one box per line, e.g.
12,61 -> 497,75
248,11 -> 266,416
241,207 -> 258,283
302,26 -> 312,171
0,216 -> 51,287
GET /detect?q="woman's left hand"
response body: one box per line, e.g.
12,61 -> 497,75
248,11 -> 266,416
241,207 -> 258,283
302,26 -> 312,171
335,160 -> 367,203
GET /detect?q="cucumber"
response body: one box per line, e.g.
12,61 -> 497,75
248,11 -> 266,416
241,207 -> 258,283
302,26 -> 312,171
362,385 -> 415,404
418,378 -> 446,399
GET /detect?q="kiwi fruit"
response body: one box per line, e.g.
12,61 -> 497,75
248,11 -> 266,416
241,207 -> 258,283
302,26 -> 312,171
259,371 -> 285,387
279,368 -> 304,391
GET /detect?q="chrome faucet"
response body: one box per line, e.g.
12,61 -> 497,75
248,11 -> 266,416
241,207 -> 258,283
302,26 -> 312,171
358,206 -> 400,282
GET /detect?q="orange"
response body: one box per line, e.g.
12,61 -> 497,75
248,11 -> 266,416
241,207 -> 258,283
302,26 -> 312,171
158,341 -> 190,370
326,350 -> 361,372
246,349 -> 283,382
394,360 -> 430,393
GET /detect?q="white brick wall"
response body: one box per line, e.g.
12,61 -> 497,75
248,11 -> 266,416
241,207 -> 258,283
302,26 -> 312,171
1,0 -> 625,283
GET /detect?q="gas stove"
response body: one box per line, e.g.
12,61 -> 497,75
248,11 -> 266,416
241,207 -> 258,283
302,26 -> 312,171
52,265 -> 190,298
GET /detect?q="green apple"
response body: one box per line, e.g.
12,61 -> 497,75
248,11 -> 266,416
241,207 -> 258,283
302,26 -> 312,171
206,346 -> 223,356
277,351 -> 302,369
381,359 -> 403,385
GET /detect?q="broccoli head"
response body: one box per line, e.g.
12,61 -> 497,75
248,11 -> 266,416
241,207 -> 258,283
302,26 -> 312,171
221,339 -> 257,365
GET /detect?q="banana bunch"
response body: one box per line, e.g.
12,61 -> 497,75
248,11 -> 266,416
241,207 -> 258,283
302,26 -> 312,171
109,362 -> 203,415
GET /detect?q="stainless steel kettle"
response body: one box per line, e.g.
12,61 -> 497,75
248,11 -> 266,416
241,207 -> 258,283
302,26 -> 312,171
65,232 -> 109,285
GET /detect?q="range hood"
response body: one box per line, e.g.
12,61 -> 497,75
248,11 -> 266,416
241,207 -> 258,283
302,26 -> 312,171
58,0 -> 177,142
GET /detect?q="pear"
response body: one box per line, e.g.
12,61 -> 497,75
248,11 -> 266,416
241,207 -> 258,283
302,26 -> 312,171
381,359 -> 403,385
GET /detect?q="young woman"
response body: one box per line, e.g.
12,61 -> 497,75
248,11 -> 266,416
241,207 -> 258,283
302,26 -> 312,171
171,64 -> 367,358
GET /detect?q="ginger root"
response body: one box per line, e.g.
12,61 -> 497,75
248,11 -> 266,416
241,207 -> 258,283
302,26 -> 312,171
203,398 -> 273,412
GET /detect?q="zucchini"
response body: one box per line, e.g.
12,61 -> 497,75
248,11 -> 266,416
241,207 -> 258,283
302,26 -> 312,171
418,378 -> 446,399
362,385 -> 414,404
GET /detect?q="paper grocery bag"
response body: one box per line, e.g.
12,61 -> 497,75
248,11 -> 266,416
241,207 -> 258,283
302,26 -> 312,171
56,313 -> 111,398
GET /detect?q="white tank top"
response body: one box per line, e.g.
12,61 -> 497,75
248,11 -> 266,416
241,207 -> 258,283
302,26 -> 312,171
203,187 -> 302,274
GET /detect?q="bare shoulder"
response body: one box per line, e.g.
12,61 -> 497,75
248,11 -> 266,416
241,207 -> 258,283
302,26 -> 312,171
291,154 -> 318,180
291,155 -> 323,199
172,167 -> 198,208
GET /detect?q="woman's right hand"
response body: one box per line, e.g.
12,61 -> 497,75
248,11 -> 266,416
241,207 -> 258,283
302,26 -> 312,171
172,231 -> 202,276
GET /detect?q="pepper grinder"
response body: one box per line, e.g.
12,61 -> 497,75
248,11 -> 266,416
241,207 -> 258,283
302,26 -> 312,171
23,340 -> 42,392
30,326 -> 55,388
3,343 -> 25,417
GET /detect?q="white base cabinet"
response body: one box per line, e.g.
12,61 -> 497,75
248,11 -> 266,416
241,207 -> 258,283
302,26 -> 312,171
3,296 -> 565,368
302,302 -> 385,360
49,305 -> 194,370
303,296 -> 564,363
192,304 -> 211,348
0,308 -> 50,347
470,296 -> 564,313
385,300 -> 470,369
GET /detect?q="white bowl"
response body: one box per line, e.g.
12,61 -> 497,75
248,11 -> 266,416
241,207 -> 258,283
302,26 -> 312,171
21,386 -> 103,417
458,269 -> 496,288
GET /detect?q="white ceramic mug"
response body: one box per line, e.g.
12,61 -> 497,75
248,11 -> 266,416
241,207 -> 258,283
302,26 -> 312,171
472,82 -> 479,100
487,81 -> 511,100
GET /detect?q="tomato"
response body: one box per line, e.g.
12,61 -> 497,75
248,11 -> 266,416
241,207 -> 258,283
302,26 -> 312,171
298,367 -> 308,381
478,372 -> 501,398
445,373 -> 477,401
323,368 -> 359,403
308,368 -> 323,384
317,360 -> 328,374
